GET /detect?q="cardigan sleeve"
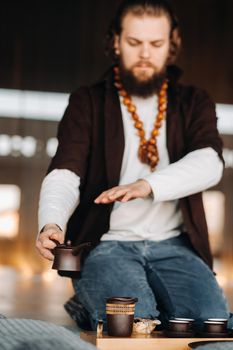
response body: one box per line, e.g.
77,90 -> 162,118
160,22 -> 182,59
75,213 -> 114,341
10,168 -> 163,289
47,87 -> 92,181
184,88 -> 224,163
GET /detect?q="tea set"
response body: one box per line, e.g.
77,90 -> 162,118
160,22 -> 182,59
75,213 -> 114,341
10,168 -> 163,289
104,298 -> 230,338
51,241 -> 231,338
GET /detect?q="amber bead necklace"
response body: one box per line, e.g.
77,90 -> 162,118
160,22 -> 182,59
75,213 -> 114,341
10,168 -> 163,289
114,66 -> 168,172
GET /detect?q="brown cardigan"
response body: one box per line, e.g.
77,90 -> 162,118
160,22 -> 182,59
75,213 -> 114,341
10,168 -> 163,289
48,65 -> 223,270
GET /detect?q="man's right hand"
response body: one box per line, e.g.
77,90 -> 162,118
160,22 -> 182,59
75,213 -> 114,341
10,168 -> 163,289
36,224 -> 65,261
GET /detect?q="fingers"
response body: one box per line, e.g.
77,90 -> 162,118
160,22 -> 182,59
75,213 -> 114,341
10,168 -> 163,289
94,187 -> 136,204
36,226 -> 65,261
36,239 -> 54,261
94,187 -> 129,204
121,191 -> 135,202
94,180 -> 152,204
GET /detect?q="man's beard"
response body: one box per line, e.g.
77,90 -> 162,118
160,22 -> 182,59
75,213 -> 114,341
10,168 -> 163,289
118,60 -> 167,98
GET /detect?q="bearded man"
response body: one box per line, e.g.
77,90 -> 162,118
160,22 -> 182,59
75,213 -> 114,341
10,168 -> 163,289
36,0 -> 232,331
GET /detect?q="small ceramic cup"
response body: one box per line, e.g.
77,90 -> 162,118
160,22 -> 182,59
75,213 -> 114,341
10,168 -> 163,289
203,320 -> 226,333
207,318 -> 228,331
168,319 -> 190,332
174,318 -> 195,330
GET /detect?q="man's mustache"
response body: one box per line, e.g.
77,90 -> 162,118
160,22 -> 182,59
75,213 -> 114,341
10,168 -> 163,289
133,62 -> 156,68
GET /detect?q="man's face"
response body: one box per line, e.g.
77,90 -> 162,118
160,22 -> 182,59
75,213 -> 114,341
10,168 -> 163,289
114,13 -> 171,82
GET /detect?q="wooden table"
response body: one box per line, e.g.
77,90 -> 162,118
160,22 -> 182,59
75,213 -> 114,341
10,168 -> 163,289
80,331 -> 233,350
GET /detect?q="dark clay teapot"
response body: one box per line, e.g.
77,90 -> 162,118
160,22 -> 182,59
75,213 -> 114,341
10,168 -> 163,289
52,240 -> 92,272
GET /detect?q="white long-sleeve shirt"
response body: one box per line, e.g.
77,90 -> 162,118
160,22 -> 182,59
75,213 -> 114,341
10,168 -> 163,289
38,94 -> 223,240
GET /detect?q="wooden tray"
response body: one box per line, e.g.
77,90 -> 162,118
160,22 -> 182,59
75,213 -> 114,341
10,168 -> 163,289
80,331 -> 233,350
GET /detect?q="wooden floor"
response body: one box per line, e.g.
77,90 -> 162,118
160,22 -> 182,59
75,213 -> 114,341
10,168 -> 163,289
0,266 -> 75,326
0,264 -> 232,327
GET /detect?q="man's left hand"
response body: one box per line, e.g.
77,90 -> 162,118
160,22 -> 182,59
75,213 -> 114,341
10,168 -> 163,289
94,179 -> 152,204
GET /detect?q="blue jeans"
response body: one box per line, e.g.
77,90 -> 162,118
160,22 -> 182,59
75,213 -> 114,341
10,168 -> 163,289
72,234 -> 232,331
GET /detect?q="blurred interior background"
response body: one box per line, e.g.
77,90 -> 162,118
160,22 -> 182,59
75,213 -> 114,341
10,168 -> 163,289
0,0 -> 232,325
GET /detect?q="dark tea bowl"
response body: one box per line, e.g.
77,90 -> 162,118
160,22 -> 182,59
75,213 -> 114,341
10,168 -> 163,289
207,318 -> 228,330
169,319 -> 190,332
174,318 -> 195,329
203,321 -> 226,333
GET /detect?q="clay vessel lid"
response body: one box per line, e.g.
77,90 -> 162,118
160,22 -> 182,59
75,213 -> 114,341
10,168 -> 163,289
106,297 -> 138,304
54,242 -> 72,250
52,240 -> 92,255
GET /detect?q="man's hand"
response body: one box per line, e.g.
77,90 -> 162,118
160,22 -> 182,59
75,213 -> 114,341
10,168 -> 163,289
94,179 -> 152,204
36,224 -> 65,261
